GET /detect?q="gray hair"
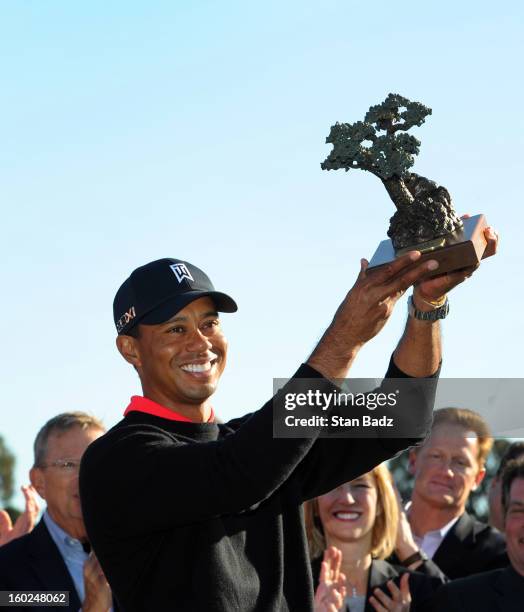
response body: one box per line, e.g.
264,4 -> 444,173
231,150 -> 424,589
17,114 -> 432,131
33,412 -> 105,467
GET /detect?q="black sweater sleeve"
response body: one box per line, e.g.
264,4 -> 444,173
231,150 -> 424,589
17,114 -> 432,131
295,355 -> 438,501
80,364 -> 341,535
80,358 -> 437,536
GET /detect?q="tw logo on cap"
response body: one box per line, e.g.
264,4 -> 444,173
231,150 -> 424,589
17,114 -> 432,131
170,263 -> 194,284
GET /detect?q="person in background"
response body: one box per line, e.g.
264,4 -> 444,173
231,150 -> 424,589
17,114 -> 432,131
428,456 -> 524,611
398,407 -> 507,579
0,412 -> 113,612
488,440 -> 524,532
305,463 -> 445,611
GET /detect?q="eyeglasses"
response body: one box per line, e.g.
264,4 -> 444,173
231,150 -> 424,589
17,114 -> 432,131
38,459 -> 82,473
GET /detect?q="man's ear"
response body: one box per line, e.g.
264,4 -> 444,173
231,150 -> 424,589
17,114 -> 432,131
472,467 -> 486,491
116,335 -> 142,369
29,467 -> 46,501
408,448 -> 418,476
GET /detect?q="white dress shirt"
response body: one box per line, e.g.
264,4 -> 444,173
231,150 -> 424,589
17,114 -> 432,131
405,501 -> 460,559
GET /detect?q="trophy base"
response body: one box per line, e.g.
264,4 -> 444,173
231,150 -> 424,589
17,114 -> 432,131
368,214 -> 488,278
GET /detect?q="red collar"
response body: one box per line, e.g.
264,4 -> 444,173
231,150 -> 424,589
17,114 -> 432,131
124,396 -> 215,423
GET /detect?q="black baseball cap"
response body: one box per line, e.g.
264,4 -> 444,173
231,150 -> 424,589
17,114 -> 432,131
113,258 -> 238,335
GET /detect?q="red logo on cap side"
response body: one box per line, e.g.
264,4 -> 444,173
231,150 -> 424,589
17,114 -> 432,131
116,306 -> 136,332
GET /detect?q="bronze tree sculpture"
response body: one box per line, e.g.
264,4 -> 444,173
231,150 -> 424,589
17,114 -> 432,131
321,93 -> 463,250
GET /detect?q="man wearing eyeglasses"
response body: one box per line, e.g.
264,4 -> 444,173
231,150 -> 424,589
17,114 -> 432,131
0,412 -> 113,612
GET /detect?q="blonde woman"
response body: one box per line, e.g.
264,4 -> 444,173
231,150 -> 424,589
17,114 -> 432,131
305,464 -> 444,612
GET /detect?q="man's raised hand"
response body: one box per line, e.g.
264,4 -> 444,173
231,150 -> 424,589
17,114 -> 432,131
414,223 -> 498,306
309,250 -> 438,379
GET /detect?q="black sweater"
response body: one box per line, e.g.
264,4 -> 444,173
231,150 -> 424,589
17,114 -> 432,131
79,360 -> 436,612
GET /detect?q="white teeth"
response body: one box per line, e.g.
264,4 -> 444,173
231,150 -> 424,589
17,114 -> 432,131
335,512 -> 360,520
181,362 -> 213,373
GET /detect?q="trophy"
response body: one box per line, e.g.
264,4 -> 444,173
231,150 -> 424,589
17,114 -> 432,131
321,93 -> 488,277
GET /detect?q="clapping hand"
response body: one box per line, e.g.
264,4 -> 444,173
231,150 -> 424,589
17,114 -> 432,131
389,481 -> 421,570
82,553 -> 112,612
314,546 -> 347,612
0,485 -> 40,547
370,574 -> 411,612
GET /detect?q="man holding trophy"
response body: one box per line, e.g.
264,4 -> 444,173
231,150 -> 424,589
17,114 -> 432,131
79,95 -> 498,611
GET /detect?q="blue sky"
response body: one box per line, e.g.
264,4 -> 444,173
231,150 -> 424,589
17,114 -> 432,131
1,1 -> 522,509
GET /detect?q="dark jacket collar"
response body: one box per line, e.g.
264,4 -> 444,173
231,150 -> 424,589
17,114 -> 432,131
27,519 -> 81,610
432,511 -> 476,569
369,559 -> 398,588
493,565 -> 524,595
472,566 -> 524,612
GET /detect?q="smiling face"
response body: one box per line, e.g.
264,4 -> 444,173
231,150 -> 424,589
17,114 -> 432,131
30,425 -> 104,540
117,297 -> 227,416
409,423 -> 485,512
505,478 -> 524,576
316,473 -> 379,548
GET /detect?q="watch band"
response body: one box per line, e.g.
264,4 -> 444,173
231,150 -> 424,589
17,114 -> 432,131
408,295 -> 449,321
418,294 -> 447,308
400,550 -> 428,567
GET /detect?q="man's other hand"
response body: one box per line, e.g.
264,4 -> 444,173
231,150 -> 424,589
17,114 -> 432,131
414,223 -> 498,306
309,250 -> 437,379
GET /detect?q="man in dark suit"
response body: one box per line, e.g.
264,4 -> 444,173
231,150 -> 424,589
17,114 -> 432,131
488,440 -> 524,532
428,457 -> 524,610
394,408 -> 507,579
430,510 -> 507,579
0,412 -> 112,612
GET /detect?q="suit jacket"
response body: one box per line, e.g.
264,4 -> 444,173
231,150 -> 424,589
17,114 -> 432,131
312,556 -> 445,612
431,511 -> 508,579
427,566 -> 524,612
0,518 -> 81,611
